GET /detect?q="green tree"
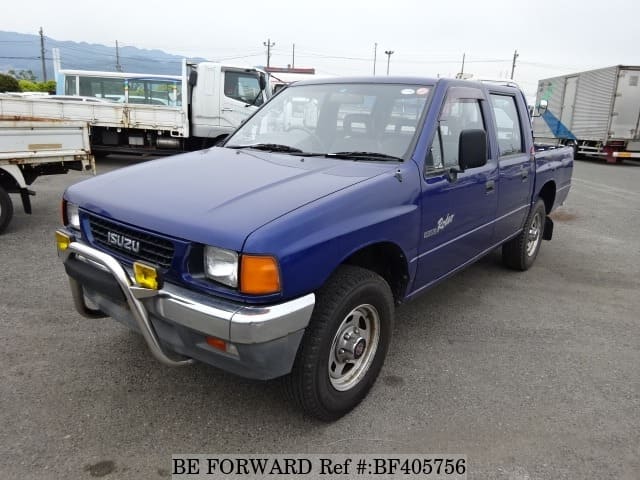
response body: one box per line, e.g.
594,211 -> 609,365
18,79 -> 38,91
40,80 -> 56,93
0,73 -> 20,92
18,79 -> 56,93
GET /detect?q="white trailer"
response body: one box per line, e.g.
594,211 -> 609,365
0,119 -> 94,233
0,61 -> 270,155
532,65 -> 640,163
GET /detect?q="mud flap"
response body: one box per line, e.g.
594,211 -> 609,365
543,216 -> 554,240
20,188 -> 35,214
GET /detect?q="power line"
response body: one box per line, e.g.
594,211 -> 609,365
216,52 -> 264,61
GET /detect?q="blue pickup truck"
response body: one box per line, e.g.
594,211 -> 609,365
56,77 -> 573,421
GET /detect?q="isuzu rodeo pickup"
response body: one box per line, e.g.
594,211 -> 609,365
55,77 -> 573,420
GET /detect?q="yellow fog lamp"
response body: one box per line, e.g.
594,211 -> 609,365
55,231 -> 72,251
133,262 -> 160,290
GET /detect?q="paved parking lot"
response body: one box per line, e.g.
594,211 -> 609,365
1,155 -> 638,479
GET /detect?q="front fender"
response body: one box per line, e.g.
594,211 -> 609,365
243,164 -> 422,301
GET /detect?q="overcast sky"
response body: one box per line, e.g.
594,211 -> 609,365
2,0 -> 639,99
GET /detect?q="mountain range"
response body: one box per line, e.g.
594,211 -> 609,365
0,30 -> 207,79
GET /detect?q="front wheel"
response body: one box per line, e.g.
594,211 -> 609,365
502,199 -> 546,271
284,265 -> 394,421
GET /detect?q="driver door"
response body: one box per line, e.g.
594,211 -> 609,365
220,69 -> 264,129
412,87 -> 499,294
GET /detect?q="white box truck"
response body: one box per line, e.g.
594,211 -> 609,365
533,65 -> 640,163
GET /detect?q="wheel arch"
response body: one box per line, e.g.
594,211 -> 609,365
340,241 -> 410,304
537,180 -> 556,214
0,166 -> 26,192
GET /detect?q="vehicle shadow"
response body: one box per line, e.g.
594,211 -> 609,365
576,155 -> 640,167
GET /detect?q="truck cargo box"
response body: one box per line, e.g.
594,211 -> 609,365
533,65 -> 640,162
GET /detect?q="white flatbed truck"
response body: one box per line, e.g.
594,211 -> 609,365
0,119 -> 94,233
0,61 -> 270,155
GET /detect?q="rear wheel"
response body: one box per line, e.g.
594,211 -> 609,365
0,186 -> 14,234
502,199 -> 546,271
284,265 -> 394,421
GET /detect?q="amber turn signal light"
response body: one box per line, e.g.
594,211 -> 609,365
240,255 -> 281,295
206,336 -> 227,351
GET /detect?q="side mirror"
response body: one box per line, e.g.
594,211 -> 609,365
537,99 -> 548,115
259,73 -> 267,91
188,70 -> 198,87
458,129 -> 487,170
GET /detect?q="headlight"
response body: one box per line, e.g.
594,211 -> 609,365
66,202 -> 80,230
204,246 -> 238,288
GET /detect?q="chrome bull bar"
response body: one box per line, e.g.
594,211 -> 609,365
60,239 -> 194,367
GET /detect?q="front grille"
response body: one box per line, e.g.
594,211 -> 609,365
88,215 -> 175,269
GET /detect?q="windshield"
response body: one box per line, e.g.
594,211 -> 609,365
225,82 -> 432,159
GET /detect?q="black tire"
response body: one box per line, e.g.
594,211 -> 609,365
0,186 -> 14,234
284,265 -> 394,421
502,199 -> 546,271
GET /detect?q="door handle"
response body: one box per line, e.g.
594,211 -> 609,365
485,180 -> 495,193
221,108 -> 233,112
521,167 -> 529,180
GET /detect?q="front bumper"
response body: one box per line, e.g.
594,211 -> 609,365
56,232 -> 315,379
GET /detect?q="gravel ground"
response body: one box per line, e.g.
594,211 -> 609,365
1,155 -> 638,479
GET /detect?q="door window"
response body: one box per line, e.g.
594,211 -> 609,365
490,94 -> 524,156
224,71 -> 263,106
427,96 -> 485,170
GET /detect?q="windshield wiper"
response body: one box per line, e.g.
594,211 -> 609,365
326,151 -> 403,162
227,143 -> 304,154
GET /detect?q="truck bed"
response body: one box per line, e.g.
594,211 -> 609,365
0,118 -> 94,233
0,95 -> 188,137
0,119 -> 93,166
534,143 -> 573,209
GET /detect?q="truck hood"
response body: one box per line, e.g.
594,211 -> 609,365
66,147 -> 395,250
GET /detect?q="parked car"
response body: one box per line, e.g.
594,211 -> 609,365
55,76 -> 573,420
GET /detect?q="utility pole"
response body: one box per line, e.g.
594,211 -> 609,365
373,42 -> 378,76
461,52 -> 466,77
39,27 -> 47,82
384,50 -> 394,76
292,43 -> 295,69
510,49 -> 519,80
115,40 -> 123,72
263,38 -> 275,68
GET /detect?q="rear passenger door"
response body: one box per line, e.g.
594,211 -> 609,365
489,92 -> 534,241
412,87 -> 499,293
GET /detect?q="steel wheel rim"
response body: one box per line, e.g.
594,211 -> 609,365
328,304 -> 380,392
526,212 -> 542,257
